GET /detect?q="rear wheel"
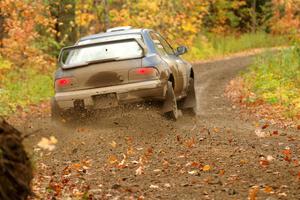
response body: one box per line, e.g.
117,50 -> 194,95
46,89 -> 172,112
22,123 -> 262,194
162,81 -> 181,120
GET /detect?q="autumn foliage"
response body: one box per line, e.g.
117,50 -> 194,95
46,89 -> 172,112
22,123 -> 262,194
0,0 -> 299,70
0,0 -> 55,69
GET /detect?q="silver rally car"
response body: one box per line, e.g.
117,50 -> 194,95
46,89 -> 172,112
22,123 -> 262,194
51,26 -> 197,120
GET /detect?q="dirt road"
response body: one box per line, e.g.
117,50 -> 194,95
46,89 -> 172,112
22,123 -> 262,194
22,55 -> 300,199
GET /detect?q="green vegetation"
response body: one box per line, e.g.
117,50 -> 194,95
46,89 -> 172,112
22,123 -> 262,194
242,46 -> 300,117
0,63 -> 53,115
185,32 -> 289,61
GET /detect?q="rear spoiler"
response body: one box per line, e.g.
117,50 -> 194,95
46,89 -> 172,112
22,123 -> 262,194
58,38 -> 148,69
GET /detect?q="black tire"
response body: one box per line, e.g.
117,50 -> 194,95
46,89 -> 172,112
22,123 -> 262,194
163,81 -> 181,120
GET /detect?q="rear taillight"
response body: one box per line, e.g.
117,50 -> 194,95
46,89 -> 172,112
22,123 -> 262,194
136,68 -> 155,75
55,77 -> 72,87
129,67 -> 159,81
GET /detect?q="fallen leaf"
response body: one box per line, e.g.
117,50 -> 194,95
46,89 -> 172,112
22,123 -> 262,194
261,124 -> 269,129
127,146 -> 135,155
71,163 -> 82,170
264,186 -> 273,193
50,136 -> 58,144
185,137 -> 196,148
164,183 -> 171,188
282,148 -> 291,156
248,186 -> 259,200
219,169 -> 225,176
110,141 -> 117,148
259,159 -> 269,167
149,185 -> 159,189
213,127 -> 220,133
117,154 -> 127,168
255,128 -> 266,138
202,165 -> 211,171
278,192 -> 287,197
191,161 -> 201,168
37,136 -> 57,151
107,155 -> 118,164
135,166 -> 143,175
188,170 -> 198,175
272,130 -> 279,135
283,148 -> 292,162
266,155 -> 275,162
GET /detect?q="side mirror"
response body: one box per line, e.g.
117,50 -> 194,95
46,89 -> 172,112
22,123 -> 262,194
176,46 -> 188,56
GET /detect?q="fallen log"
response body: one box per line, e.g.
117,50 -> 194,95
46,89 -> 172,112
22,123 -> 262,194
0,117 -> 32,200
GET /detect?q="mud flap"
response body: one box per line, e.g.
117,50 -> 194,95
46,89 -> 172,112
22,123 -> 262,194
161,82 -> 181,120
182,78 -> 196,109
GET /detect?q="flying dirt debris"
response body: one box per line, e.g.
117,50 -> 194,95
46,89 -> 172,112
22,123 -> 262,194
0,117 -> 32,200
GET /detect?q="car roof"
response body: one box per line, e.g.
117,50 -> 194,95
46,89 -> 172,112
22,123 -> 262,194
79,28 -> 147,42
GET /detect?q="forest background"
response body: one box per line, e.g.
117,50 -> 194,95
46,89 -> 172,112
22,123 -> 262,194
0,0 -> 299,119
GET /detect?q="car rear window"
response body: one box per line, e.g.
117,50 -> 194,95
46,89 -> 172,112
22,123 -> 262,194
60,40 -> 143,68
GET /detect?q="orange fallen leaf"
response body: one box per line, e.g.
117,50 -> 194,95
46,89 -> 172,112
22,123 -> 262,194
264,186 -> 273,193
213,127 -> 220,133
282,149 -> 291,156
219,169 -> 225,176
283,149 -> 292,162
191,162 -> 201,168
203,165 -> 211,171
71,163 -> 82,170
185,137 -> 196,148
259,159 -> 269,167
249,186 -> 258,200
127,146 -> 135,155
108,155 -> 118,164
110,141 -> 117,148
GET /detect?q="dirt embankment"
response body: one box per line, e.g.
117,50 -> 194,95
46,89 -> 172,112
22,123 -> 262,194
19,54 -> 300,199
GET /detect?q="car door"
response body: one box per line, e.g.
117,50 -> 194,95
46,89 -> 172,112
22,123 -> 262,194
156,33 -> 189,97
149,32 -> 185,97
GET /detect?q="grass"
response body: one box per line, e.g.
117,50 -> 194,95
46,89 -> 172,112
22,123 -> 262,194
242,46 -> 300,117
0,61 -> 53,116
185,32 -> 289,61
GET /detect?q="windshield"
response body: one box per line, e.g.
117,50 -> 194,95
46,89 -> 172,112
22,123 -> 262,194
60,40 -> 143,68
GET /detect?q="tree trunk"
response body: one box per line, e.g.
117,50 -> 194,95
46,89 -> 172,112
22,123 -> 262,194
104,0 -> 110,31
0,14 -> 5,48
251,0 -> 257,33
0,117 -> 33,200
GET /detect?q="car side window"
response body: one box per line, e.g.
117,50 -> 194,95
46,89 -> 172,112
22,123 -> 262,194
157,34 -> 175,55
149,32 -> 168,56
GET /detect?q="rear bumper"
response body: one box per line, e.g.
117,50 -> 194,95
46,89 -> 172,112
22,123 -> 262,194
54,80 -> 166,109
